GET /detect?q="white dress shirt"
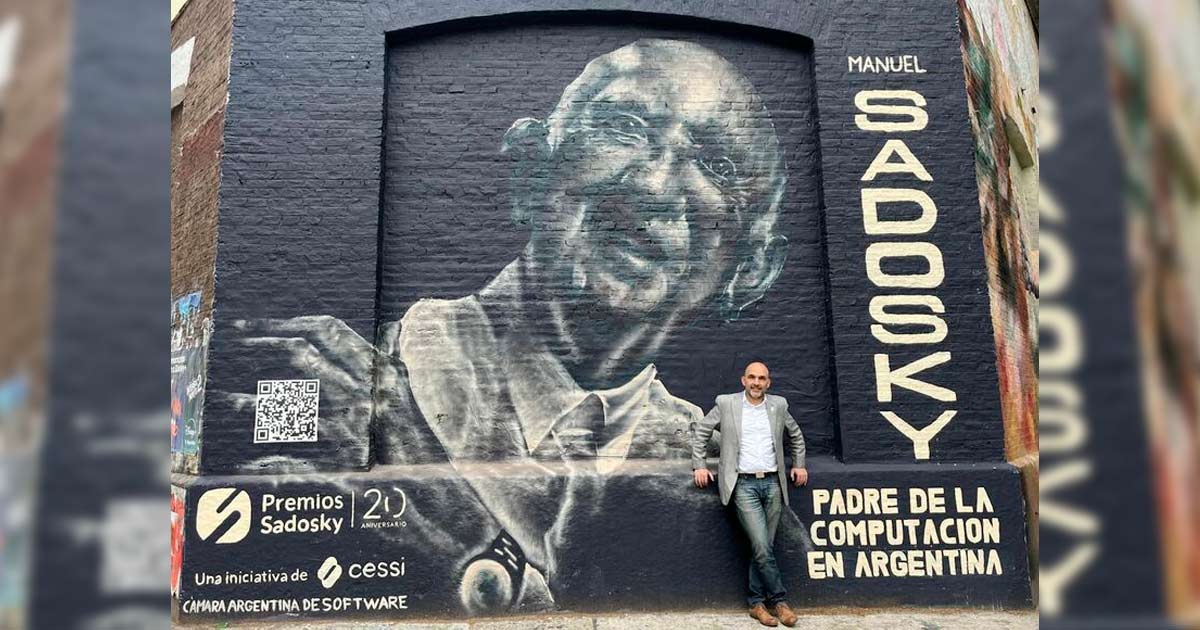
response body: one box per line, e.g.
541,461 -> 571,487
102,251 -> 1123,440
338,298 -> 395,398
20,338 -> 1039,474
737,394 -> 776,473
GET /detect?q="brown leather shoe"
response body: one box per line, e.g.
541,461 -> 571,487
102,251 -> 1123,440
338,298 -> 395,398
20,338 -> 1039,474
773,602 -> 799,627
749,603 -> 779,627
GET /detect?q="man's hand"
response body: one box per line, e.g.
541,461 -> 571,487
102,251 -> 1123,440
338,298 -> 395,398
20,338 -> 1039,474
789,467 -> 809,487
212,316 -> 387,452
693,468 -> 715,488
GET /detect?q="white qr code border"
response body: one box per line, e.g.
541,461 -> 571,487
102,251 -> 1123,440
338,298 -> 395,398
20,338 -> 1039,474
253,379 -> 320,444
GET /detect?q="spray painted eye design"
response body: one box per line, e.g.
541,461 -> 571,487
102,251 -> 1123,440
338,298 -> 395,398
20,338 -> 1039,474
699,155 -> 739,183
597,112 -> 649,145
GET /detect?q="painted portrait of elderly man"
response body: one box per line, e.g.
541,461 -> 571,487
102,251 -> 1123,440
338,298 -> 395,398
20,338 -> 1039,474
383,37 -> 789,460
226,32 -> 827,613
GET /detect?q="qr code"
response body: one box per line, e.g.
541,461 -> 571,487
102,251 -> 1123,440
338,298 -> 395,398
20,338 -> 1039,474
253,379 -> 320,443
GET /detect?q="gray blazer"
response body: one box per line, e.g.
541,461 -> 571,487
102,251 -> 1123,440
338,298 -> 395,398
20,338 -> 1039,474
690,392 -> 806,506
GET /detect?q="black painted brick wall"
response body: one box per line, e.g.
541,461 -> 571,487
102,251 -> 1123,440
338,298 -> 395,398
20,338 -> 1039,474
815,1 -> 1004,462
195,0 -> 1004,473
379,17 -> 836,459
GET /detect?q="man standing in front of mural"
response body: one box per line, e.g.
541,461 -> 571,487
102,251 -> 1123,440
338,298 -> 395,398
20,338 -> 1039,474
692,361 -> 807,627
224,38 -> 803,613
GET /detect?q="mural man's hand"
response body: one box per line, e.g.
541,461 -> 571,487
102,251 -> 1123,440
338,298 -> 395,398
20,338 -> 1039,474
790,467 -> 808,487
220,315 -> 394,469
232,316 -> 379,410
234,315 -> 376,383
693,468 -> 715,488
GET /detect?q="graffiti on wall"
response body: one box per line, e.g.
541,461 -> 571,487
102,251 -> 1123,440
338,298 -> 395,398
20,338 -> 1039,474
1108,0 -> 1200,618
171,487 -> 186,597
0,373 -> 35,629
958,0 -> 1040,460
171,292 -> 209,466
220,38 -> 819,613
0,456 -> 34,629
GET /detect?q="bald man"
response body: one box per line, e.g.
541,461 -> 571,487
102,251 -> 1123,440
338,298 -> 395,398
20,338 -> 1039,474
225,39 -> 792,614
691,361 -> 807,627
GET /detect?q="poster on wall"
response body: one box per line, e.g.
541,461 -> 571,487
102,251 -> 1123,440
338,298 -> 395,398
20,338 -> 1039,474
171,292 -> 208,464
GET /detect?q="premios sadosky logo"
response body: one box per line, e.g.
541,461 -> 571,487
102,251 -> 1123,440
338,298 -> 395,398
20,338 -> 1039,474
195,488 -> 252,544
195,487 -> 364,546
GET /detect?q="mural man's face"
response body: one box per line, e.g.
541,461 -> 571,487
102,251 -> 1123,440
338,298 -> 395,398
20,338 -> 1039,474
530,42 -> 783,318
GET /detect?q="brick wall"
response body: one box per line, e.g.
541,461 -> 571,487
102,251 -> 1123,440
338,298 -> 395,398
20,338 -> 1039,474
171,0 -> 232,472
958,0 -> 1039,463
0,2 -> 68,627
0,0 -> 69,446
170,0 -> 231,350
957,0 -> 1040,594
378,19 -> 835,459
184,0 -> 1010,473
170,2 -> 1035,618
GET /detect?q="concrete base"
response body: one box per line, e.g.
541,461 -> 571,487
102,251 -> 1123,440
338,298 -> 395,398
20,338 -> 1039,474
172,457 -> 1032,622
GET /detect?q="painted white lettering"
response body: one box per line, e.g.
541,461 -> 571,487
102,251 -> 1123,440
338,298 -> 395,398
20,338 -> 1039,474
1040,306 -> 1084,372
854,89 -> 928,132
862,140 -> 933,181
1041,544 -> 1099,615
862,188 -> 938,234
1041,460 -> 1099,535
1040,381 -> 1087,453
881,410 -> 957,459
874,352 -> 956,402
869,295 -> 948,345
866,242 -> 945,288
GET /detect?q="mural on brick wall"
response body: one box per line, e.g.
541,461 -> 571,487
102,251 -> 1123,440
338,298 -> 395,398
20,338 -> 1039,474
958,0 -> 1039,461
176,5 -> 1035,620
223,38 -> 820,614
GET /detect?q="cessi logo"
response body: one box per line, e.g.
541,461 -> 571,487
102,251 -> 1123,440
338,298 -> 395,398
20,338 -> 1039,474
195,488 -> 252,544
318,556 -> 342,589
316,556 -> 403,590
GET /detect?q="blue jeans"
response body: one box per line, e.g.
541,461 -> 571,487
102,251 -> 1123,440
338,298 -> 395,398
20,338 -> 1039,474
732,475 -> 786,607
